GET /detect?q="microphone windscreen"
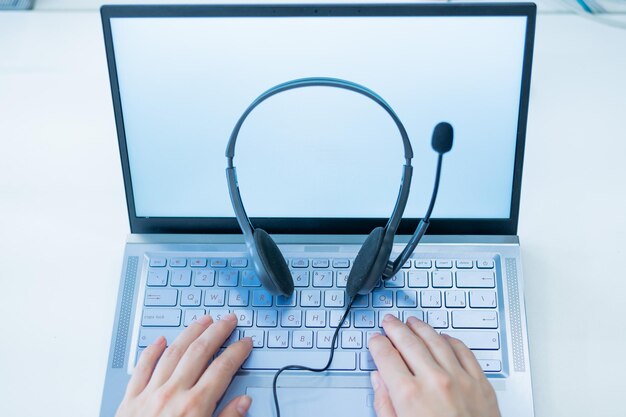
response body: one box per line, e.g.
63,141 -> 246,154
431,122 -> 453,154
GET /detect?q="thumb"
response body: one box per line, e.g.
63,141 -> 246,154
371,371 -> 397,417
217,395 -> 252,417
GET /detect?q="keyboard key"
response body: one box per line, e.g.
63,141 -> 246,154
421,290 -> 442,308
208,309 -> 230,321
332,259 -> 350,268
366,331 -> 382,348
291,258 -> 309,268
478,359 -> 502,372
407,270 -> 428,288
305,310 -> 326,327
180,289 -> 201,307
142,308 -> 181,327
384,272 -> 405,288
403,310 -> 424,322
210,258 -> 227,268
324,290 -> 345,307
228,289 -> 249,307
291,270 -> 310,287
441,331 -> 500,350
341,331 -> 363,348
312,259 -> 330,268
432,271 -> 453,288
251,289 -> 272,307
336,271 -> 349,287
193,270 -> 215,287
281,309 -> 302,327
233,309 -> 253,327
457,270 -> 496,288
396,290 -> 417,308
360,352 -> 377,370
149,257 -> 166,267
256,310 -> 278,327
402,260 -> 412,269
292,330 -> 314,348
354,310 -> 375,328
415,259 -> 432,269
317,330 -> 338,348
190,258 -> 207,268
243,351 -> 356,370
435,259 -> 453,269
352,294 -> 369,308
476,259 -> 495,269
276,293 -> 297,307
170,269 -> 192,287
267,330 -> 289,348
147,270 -> 168,287
313,271 -> 333,287
378,311 -> 400,326
144,289 -> 177,307
456,260 -> 473,269
230,258 -> 248,268
138,327 -> 181,347
427,311 -> 449,328
170,258 -> 187,267
300,290 -> 321,307
330,310 -> 351,328
469,290 -> 497,308
204,289 -> 225,306
183,309 -> 206,326
217,270 -> 238,287
452,311 -> 498,329
445,290 -> 466,308
222,329 -> 239,347
244,329 -> 264,348
372,290 -> 393,308
241,270 -> 261,287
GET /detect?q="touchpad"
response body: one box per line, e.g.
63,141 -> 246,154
246,387 -> 376,417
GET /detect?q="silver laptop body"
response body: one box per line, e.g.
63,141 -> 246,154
100,4 -> 536,417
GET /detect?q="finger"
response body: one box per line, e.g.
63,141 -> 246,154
380,314 -> 440,375
405,316 -> 463,375
195,337 -> 253,409
169,314 -> 239,387
371,371 -> 398,417
125,336 -> 166,398
217,395 -> 253,417
443,334 -> 484,380
368,332 -> 414,391
148,314 -> 213,388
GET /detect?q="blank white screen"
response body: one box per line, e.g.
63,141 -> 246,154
110,15 -> 526,219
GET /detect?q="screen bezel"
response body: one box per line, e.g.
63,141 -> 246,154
101,3 -> 536,235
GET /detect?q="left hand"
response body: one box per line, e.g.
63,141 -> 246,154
115,313 -> 253,417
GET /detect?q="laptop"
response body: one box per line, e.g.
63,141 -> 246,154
99,3 -> 536,417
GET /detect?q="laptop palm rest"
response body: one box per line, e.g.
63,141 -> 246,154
246,387 -> 376,417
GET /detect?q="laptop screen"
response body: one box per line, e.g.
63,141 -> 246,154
102,4 -> 535,234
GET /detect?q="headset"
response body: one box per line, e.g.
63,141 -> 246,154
225,77 -> 453,301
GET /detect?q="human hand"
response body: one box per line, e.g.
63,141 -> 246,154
116,313 -> 253,417
368,314 -> 500,417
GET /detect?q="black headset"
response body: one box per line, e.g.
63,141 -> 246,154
226,77 -> 453,300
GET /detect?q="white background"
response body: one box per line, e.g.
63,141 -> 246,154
1,5 -> 626,417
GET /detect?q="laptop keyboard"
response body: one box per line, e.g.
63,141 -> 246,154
136,254 -> 503,374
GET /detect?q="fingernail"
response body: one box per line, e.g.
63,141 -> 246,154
197,314 -> 213,326
225,313 -> 238,322
383,313 -> 397,323
407,316 -> 420,325
369,332 -> 381,340
236,395 -> 252,415
153,335 -> 165,346
370,371 -> 380,390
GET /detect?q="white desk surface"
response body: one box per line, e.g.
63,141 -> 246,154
1,9 -> 625,417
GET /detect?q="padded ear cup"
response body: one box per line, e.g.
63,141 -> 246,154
347,227 -> 385,298
253,228 -> 294,296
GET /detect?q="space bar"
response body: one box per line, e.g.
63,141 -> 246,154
242,351 -> 356,370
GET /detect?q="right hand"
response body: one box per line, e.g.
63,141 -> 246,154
368,314 -> 501,417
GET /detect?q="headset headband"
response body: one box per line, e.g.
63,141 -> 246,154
225,77 -> 414,241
